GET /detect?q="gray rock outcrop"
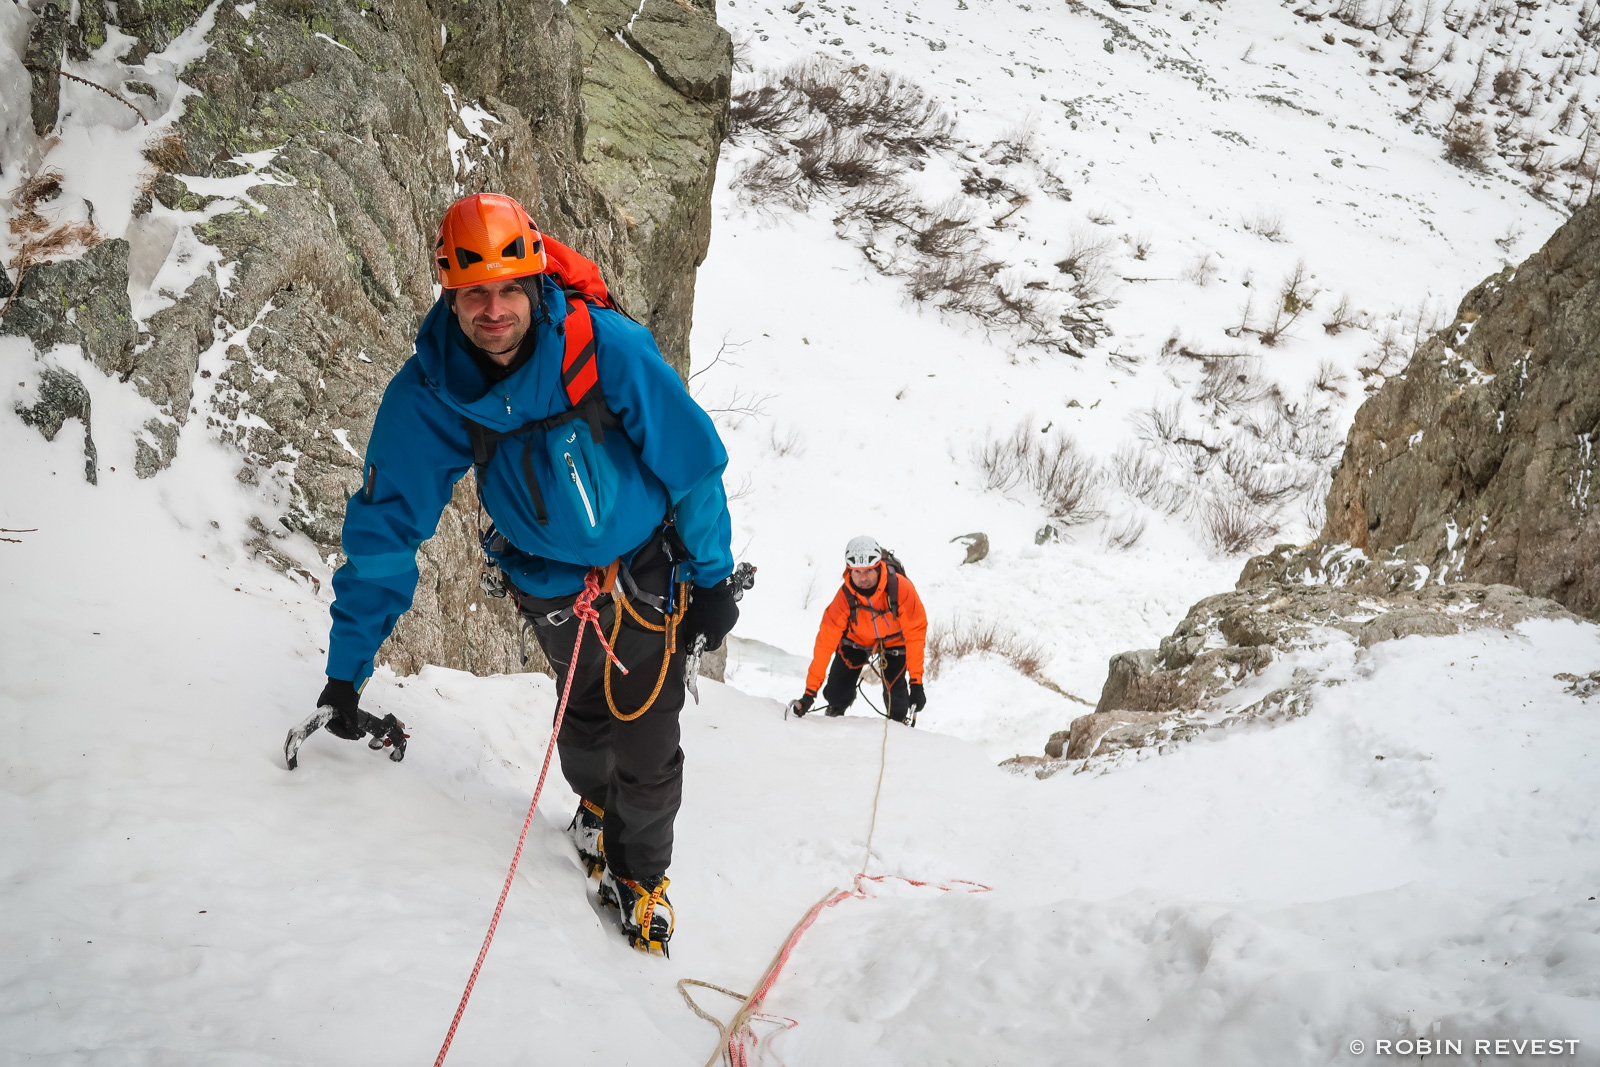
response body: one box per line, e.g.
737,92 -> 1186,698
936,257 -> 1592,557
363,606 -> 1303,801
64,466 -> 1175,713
6,0 -> 732,680
1321,196 -> 1600,618
1013,200 -> 1599,775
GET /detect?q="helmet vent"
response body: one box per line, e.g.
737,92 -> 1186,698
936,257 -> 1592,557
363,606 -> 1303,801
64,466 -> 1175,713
436,257 -> 450,271
501,236 -> 525,260
455,247 -> 484,269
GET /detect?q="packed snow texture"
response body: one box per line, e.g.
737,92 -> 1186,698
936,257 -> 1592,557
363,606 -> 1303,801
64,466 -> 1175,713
5,0 -> 1600,1061
4,419 -> 1600,1064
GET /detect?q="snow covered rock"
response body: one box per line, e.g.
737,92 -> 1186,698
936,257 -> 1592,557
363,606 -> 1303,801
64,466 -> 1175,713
1016,579 -> 1575,772
1320,196 -> 1600,618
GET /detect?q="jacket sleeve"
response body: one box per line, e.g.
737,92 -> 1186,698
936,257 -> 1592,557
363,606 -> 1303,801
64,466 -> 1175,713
897,576 -> 929,683
804,589 -> 850,695
327,357 -> 473,686
592,310 -> 733,587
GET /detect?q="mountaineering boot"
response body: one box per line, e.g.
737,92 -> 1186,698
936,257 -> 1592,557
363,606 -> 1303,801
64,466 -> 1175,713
598,870 -> 674,955
567,798 -> 606,877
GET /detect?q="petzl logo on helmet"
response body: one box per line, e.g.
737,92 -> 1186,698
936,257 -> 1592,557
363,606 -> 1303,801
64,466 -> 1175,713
435,193 -> 548,289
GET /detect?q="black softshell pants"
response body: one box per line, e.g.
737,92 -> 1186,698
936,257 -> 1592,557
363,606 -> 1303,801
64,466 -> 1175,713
519,535 -> 685,881
822,641 -> 910,722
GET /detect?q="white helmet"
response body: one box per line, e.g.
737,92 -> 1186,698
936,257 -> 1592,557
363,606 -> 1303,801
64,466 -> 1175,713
844,535 -> 882,568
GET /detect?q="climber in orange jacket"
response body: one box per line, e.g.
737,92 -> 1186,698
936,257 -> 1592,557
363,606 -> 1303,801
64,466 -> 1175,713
789,536 -> 928,723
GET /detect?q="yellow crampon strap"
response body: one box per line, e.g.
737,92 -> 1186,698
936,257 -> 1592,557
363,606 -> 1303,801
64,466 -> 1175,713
635,876 -> 673,951
604,579 -> 691,722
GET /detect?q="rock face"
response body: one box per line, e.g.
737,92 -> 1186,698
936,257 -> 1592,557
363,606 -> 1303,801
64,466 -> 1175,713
1322,196 -> 1600,618
1014,202 -> 1599,775
6,0 -> 731,680
1009,579 -> 1573,776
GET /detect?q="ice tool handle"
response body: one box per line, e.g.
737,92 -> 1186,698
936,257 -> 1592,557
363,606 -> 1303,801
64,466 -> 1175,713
685,562 -> 757,704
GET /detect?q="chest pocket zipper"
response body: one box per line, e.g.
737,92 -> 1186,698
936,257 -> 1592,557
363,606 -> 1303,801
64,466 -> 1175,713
565,453 -> 597,528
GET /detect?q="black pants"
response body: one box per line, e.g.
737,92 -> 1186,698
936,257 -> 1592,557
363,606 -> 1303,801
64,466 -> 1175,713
822,642 -> 909,722
517,535 -> 685,881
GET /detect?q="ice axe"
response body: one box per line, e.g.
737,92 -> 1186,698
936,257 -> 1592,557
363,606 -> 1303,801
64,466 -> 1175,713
685,561 -> 757,705
284,706 -> 409,770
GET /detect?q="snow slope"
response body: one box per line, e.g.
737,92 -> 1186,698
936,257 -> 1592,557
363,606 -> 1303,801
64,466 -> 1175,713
6,0 -> 1600,1060
689,0 -> 1587,748
5,411 -> 1600,1064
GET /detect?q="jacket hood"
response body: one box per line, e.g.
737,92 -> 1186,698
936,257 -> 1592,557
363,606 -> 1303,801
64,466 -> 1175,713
412,274 -> 570,432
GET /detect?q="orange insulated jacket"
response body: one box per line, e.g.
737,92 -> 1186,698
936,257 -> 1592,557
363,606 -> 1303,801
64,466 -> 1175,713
804,561 -> 928,694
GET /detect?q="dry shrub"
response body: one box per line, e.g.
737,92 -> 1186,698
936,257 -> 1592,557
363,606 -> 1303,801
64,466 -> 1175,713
1054,228 -> 1113,301
142,128 -> 190,173
4,168 -> 103,314
1184,251 -> 1220,286
926,617 -> 1047,680
975,420 -> 1103,523
1104,512 -> 1148,550
1204,497 -> 1277,554
1242,210 -> 1287,241
1196,357 -> 1269,411
1445,120 -> 1494,168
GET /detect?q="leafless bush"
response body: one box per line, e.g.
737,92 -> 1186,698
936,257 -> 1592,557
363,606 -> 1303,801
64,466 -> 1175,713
1223,450 -> 1308,508
974,421 -> 1103,523
1204,496 -> 1277,554
730,83 -> 804,137
1130,232 -> 1153,260
1323,293 -> 1359,334
768,425 -> 805,457
926,617 -> 1048,680
1184,251 -> 1220,286
1196,357 -> 1270,410
781,56 -> 955,158
1054,229 -> 1113,293
731,152 -> 807,210
1104,512 -> 1148,550
1029,435 -> 1103,523
1135,399 -> 1183,444
1260,259 -> 1315,346
1313,360 -> 1350,397
1444,120 -> 1494,168
1242,210 -> 1287,241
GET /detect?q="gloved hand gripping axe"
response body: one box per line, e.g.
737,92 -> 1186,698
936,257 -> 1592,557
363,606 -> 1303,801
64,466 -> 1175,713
685,561 -> 757,705
284,707 -> 409,771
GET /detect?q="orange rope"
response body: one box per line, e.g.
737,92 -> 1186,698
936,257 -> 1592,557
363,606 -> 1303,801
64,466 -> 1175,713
433,568 -> 621,1066
604,579 -> 689,722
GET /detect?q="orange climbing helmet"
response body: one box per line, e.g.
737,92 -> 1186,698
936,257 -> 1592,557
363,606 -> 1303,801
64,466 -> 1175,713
434,193 -> 547,289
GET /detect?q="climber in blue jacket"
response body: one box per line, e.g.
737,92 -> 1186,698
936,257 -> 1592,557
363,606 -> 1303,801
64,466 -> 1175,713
309,193 -> 736,954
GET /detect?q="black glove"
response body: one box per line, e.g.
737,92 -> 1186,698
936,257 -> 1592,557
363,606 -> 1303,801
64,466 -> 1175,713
908,682 -> 926,713
318,677 -> 365,740
792,692 -> 816,716
683,577 -> 740,652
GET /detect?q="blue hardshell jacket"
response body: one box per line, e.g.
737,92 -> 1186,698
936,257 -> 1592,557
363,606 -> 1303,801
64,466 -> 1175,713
327,275 -> 733,686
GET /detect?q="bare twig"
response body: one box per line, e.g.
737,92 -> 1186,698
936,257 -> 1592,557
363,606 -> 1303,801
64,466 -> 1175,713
24,65 -> 149,125
689,335 -> 748,382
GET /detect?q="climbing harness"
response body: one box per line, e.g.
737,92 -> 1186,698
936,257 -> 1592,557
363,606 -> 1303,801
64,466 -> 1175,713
682,700 -> 985,1065
432,567 -> 625,1067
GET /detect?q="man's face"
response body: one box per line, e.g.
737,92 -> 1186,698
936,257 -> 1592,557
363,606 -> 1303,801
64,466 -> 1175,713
849,565 -> 878,591
454,279 -> 532,360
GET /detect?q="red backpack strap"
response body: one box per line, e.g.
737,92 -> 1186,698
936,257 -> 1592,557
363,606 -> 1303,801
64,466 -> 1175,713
559,293 -> 615,444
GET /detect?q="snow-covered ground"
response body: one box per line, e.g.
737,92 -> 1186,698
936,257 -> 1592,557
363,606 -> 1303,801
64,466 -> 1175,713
6,0 -> 1600,1060
4,417 -> 1600,1064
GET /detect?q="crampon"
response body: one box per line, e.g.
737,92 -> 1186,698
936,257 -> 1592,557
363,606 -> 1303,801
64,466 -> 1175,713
599,871 -> 674,956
